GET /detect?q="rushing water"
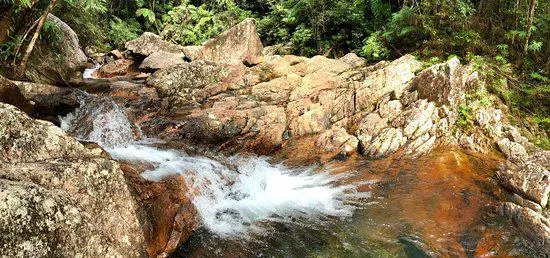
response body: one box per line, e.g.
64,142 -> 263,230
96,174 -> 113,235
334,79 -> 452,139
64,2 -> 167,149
60,93 -> 371,238
60,92 -> 534,257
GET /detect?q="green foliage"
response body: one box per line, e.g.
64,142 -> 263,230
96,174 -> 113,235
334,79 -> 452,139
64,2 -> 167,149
160,0 -> 249,46
457,105 -> 473,128
361,32 -> 388,61
108,17 -> 140,49
136,8 -> 156,24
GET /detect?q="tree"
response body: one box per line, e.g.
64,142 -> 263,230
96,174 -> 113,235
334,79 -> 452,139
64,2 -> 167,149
523,0 -> 538,55
16,0 -> 58,76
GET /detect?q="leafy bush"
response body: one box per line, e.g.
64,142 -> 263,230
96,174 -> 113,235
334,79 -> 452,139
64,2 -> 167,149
108,17 -> 140,49
160,0 -> 249,46
361,32 -> 388,61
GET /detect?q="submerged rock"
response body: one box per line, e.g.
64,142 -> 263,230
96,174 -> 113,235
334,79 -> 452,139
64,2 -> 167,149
0,103 -> 145,257
26,14 -> 87,86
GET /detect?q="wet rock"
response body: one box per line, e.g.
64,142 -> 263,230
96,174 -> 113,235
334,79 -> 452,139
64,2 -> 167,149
0,103 -> 145,257
498,202 -> 550,255
120,164 -> 198,258
125,32 -> 184,57
410,57 -> 470,107
197,18 -> 263,66
0,75 -> 33,114
26,14 -> 87,86
96,59 -> 136,78
139,51 -> 186,71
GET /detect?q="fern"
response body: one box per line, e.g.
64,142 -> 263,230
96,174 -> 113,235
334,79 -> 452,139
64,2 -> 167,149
136,8 -> 156,24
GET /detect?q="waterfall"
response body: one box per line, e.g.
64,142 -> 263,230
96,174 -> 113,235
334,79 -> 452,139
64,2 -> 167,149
60,94 -> 370,237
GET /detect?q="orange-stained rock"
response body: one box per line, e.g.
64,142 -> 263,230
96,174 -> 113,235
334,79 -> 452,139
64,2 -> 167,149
120,163 -> 199,258
96,59 -> 137,78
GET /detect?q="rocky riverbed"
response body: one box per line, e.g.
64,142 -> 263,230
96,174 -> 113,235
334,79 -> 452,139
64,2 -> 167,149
0,15 -> 549,257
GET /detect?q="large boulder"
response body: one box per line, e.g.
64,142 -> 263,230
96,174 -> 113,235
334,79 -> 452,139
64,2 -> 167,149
0,103 -> 145,257
0,75 -> 33,113
355,54 -> 422,112
146,60 -> 232,107
96,59 -> 136,78
25,14 -> 87,86
499,202 -> 550,255
497,151 -> 550,208
13,81 -> 78,123
409,57 -> 474,107
125,32 -> 184,57
197,18 -> 263,66
139,51 -> 186,71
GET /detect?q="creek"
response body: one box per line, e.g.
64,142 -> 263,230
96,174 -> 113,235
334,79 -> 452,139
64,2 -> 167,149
59,86 -> 533,257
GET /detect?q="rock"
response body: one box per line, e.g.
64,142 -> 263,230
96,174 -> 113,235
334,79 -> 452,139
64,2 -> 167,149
0,103 -> 145,257
0,103 -> 90,163
125,32 -> 184,57
0,75 -> 33,114
363,127 -> 407,158
251,73 -> 301,104
96,59 -> 136,78
197,18 -> 263,66
315,127 -> 359,155
120,164 -> 198,258
497,138 -> 529,163
356,54 -> 422,112
25,14 -> 87,86
12,81 -> 78,122
339,53 -> 366,69
182,46 -> 202,61
402,100 -> 437,139
410,57 -> 470,107
139,51 -> 187,71
498,202 -> 550,255
356,112 -> 388,144
404,133 -> 437,157
497,153 -> 550,207
108,49 -> 124,59
288,104 -> 330,137
379,100 -> 403,121
146,60 -> 231,107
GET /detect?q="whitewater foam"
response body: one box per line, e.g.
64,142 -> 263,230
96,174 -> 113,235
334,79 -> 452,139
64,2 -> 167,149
60,95 -> 371,238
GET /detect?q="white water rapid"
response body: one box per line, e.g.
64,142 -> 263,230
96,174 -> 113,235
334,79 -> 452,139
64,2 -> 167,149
60,94 -> 371,237
82,63 -> 100,79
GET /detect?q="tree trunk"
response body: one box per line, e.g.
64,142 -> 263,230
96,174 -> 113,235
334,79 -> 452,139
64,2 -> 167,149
523,0 -> 537,54
16,0 -> 59,77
